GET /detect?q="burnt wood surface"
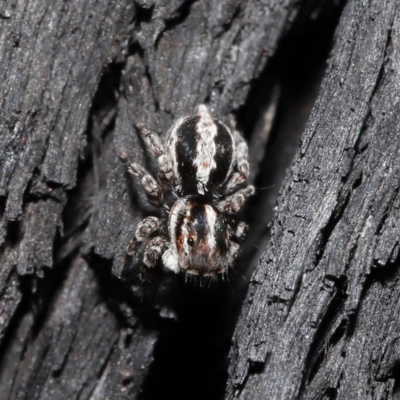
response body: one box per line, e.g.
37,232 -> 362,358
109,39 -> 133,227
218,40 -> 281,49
227,1 -> 400,399
1,0 -> 396,399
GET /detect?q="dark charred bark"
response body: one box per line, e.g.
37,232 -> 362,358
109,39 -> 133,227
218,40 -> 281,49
227,1 -> 400,399
1,0 -> 395,399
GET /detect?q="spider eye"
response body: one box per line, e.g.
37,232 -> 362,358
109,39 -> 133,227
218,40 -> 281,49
187,237 -> 195,247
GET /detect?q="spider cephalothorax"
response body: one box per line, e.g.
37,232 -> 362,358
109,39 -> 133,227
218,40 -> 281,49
124,105 -> 254,278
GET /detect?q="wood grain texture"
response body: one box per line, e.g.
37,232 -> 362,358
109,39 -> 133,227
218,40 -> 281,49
226,1 -> 400,399
0,0 -> 134,335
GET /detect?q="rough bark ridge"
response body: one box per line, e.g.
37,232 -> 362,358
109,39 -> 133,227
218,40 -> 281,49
0,1 -> 306,399
227,1 -> 400,399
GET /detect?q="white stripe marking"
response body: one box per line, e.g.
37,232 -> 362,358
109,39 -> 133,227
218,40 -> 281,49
167,116 -> 186,188
168,198 -> 187,246
205,205 -> 217,252
194,108 -> 218,194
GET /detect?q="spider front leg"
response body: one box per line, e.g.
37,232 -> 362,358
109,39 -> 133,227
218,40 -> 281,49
142,236 -> 169,268
126,216 -> 168,269
134,216 -> 160,242
126,215 -> 161,256
124,236 -> 169,281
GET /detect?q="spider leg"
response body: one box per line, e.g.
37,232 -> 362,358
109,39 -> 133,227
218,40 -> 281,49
224,130 -> 251,193
142,236 -> 169,268
126,238 -> 140,257
128,163 -> 163,206
226,239 -> 240,266
216,185 -> 255,214
222,222 -> 246,272
135,124 -> 173,186
162,246 -> 180,274
234,221 -> 248,242
134,216 -> 160,242
126,216 -> 160,257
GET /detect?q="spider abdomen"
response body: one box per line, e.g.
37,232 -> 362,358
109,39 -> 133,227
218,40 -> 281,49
167,105 -> 235,195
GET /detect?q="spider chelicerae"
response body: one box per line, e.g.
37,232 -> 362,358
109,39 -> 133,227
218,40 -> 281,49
121,105 -> 254,279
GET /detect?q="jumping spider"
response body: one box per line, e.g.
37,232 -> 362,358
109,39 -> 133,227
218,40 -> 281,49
122,105 -> 254,279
